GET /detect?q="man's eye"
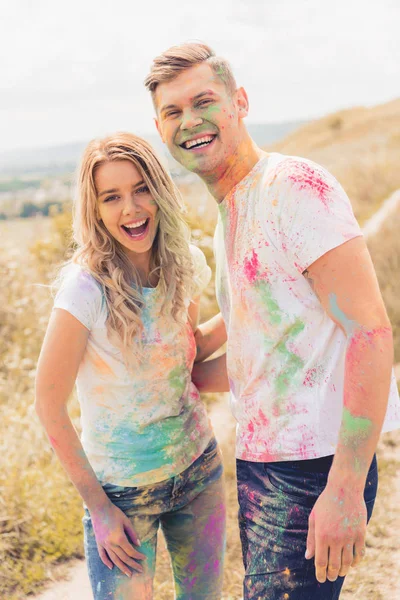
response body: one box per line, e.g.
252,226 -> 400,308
197,99 -> 213,107
165,110 -> 179,118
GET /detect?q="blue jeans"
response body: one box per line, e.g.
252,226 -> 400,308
237,454 -> 378,600
83,437 -> 226,600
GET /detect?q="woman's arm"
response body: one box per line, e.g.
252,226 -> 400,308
35,308 -> 144,575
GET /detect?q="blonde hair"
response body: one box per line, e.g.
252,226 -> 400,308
144,42 -> 237,102
69,132 -> 194,361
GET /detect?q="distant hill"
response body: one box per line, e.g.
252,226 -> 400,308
0,121 -> 304,178
268,98 -> 400,223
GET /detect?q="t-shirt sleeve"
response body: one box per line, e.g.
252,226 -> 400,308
269,157 -> 362,273
189,244 -> 212,297
53,265 -> 103,331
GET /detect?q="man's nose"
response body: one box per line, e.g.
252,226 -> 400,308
180,109 -> 203,130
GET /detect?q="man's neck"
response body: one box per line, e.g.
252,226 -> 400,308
203,135 -> 264,203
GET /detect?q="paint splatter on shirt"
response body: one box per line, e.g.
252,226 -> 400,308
214,153 -> 400,462
53,244 -> 213,486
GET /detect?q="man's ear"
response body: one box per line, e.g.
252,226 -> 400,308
155,117 -> 165,143
236,87 -> 249,119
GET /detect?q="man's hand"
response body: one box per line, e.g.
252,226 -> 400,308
305,484 -> 367,583
91,501 -> 146,577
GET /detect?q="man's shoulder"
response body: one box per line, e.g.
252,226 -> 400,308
267,153 -> 336,193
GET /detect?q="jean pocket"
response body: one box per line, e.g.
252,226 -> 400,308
264,463 -> 319,504
102,483 -> 139,500
202,436 -> 218,457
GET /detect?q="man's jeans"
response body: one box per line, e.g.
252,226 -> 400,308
237,454 -> 378,600
83,437 -> 226,600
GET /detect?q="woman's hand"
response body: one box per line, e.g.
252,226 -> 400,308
90,501 -> 146,577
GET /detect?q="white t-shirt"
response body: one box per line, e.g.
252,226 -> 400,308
54,244 -> 213,486
214,153 -> 400,462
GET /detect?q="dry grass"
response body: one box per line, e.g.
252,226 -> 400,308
270,98 -> 400,224
1,97 -> 400,597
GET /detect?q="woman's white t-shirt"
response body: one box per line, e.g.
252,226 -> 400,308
54,244 -> 214,486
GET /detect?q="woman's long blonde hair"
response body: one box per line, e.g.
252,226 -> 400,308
70,132 -> 194,360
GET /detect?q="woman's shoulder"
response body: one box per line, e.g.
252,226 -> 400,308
58,263 -> 103,296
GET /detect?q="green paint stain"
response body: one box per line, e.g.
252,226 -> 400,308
275,320 -> 305,396
341,407 -> 372,448
255,281 -> 282,325
169,365 -> 186,395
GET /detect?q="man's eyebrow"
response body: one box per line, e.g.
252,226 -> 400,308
98,180 -> 145,198
192,90 -> 217,102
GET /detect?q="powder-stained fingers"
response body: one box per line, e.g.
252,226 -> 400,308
352,538 -> 366,567
338,543 -> 353,577
98,545 -> 113,570
326,546 -> 341,582
107,546 -> 144,576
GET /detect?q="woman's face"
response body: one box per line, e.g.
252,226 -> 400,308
95,160 -> 159,267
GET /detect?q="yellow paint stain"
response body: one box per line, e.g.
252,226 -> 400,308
283,567 -> 291,576
283,594 -> 290,599
272,198 -> 278,206
87,345 -> 115,376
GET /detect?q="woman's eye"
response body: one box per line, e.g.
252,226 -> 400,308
104,195 -> 118,203
136,185 -> 150,194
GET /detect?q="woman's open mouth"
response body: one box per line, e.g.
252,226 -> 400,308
121,218 -> 150,241
180,134 -> 217,152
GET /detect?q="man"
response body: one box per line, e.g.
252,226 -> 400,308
144,43 -> 400,599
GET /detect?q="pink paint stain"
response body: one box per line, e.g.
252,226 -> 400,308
288,161 -> 332,209
243,249 -> 260,283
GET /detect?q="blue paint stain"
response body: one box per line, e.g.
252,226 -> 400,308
328,293 -> 357,336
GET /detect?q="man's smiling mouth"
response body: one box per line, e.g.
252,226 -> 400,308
180,135 -> 216,150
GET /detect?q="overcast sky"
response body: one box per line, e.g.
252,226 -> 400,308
1,0 -> 399,153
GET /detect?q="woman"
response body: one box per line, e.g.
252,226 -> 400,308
35,133 -> 226,599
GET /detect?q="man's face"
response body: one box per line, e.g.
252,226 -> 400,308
154,63 -> 247,178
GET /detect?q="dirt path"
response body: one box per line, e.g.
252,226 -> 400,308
363,189 -> 400,240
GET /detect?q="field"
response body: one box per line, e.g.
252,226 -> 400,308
1,100 -> 400,599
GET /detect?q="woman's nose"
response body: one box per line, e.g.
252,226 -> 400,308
122,196 -> 141,216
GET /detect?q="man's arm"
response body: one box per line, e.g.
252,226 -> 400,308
192,354 -> 230,393
303,236 -> 393,584
194,312 -> 227,363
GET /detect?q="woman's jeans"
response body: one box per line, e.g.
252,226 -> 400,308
237,454 -> 378,600
83,437 -> 226,600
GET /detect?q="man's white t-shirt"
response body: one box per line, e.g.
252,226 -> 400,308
54,244 -> 213,486
214,153 -> 400,462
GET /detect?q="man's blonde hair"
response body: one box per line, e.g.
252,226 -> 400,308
144,42 -> 237,102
